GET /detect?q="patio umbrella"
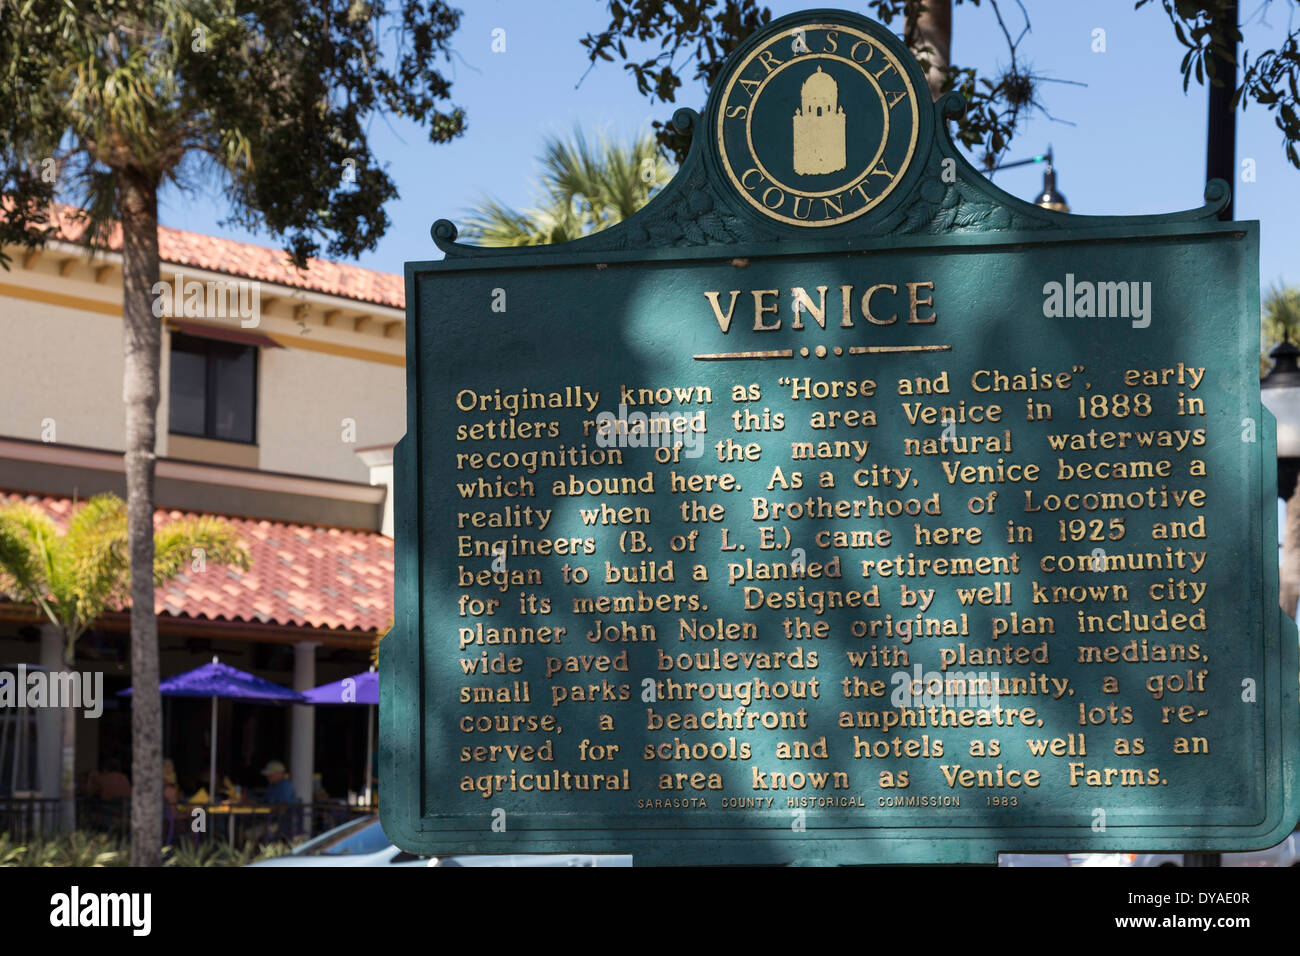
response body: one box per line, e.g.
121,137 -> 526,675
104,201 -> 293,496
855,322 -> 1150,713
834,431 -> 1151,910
302,670 -> 377,805
121,657 -> 305,801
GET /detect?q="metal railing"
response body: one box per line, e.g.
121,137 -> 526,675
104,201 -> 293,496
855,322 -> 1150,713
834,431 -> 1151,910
0,796 -> 371,847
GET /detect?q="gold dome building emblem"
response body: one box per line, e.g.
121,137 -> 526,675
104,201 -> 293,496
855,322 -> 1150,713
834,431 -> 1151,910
714,22 -> 921,227
793,67 -> 846,175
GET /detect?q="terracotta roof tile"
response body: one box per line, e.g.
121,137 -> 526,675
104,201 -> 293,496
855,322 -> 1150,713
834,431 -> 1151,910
0,493 -> 392,633
46,205 -> 404,309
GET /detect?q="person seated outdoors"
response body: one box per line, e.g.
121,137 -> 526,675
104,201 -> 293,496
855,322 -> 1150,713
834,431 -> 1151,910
260,759 -> 302,839
260,760 -> 297,804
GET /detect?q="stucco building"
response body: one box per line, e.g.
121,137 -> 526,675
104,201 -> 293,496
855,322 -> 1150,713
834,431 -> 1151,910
0,211 -> 403,817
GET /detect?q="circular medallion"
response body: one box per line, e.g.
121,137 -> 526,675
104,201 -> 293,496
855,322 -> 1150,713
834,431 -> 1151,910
715,23 -> 921,227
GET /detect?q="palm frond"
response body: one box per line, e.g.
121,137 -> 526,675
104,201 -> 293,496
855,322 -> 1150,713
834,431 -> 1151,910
0,502 -> 60,607
538,129 -> 604,208
461,128 -> 676,247
1264,282 -> 1300,343
61,493 -> 129,629
0,494 -> 250,656
460,196 -> 560,247
1261,281 -> 1300,375
152,515 -> 251,585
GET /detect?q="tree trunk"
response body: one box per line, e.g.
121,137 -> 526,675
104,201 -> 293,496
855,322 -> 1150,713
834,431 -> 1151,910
120,170 -> 163,867
59,652 -> 76,831
907,0 -> 952,101
1281,484 -> 1300,618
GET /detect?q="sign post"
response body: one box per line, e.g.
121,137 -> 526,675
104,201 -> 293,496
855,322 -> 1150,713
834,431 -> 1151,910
382,9 -> 1300,865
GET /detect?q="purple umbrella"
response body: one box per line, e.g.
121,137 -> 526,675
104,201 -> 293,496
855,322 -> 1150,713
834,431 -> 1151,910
302,670 -> 377,706
121,658 -> 304,800
302,670 -> 377,804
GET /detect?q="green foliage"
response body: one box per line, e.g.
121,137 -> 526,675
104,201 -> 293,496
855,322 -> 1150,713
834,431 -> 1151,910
0,833 -> 27,866
0,831 -> 294,866
0,493 -> 251,659
0,0 -> 468,267
0,832 -> 125,866
152,515 -> 250,584
46,831 -> 125,867
1137,1 -> 1300,168
161,841 -> 226,867
159,836 -> 295,866
250,839 -> 296,863
583,0 -> 1300,170
1262,281 -> 1300,374
579,0 -> 1053,167
461,129 -> 675,246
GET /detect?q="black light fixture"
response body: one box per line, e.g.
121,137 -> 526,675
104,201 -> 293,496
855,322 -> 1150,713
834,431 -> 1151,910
1261,337 -> 1300,500
1033,147 -> 1069,212
989,146 -> 1069,212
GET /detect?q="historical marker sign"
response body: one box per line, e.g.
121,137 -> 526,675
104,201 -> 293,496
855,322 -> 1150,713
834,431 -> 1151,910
382,9 -> 1300,864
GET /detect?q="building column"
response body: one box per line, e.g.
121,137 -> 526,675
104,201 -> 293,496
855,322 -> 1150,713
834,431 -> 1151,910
36,625 -> 62,801
291,641 -> 318,823
355,445 -> 395,537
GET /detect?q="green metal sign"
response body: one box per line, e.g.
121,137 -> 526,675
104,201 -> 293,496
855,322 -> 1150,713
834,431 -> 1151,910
382,8 -> 1300,865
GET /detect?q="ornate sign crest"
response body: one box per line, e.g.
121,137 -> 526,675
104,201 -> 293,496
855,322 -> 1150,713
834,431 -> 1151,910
714,21 -> 922,227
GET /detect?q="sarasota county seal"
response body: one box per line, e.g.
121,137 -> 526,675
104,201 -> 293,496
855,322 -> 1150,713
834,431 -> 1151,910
715,22 -> 921,227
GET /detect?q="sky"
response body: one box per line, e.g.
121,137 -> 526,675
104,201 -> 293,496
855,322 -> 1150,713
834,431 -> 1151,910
165,0 -> 1300,288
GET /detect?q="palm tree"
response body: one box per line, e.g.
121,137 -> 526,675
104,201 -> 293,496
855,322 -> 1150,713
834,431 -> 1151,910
2,0 -> 466,865
462,130 -> 675,246
0,494 -> 250,831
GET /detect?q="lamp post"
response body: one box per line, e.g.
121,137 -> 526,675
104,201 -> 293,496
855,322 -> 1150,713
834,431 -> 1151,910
990,147 -> 1069,212
1261,338 -> 1300,618
1205,0 -> 1238,221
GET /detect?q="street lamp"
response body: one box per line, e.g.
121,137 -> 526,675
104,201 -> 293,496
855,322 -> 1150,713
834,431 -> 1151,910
1262,336 -> 1300,626
1033,149 -> 1069,213
990,146 -> 1069,213
1261,338 -> 1300,503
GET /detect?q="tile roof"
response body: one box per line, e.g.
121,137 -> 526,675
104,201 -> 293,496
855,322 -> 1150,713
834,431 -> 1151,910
46,205 -> 404,309
0,493 -> 393,633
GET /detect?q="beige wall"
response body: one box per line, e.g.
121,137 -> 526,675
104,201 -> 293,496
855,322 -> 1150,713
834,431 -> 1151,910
0,254 -> 404,485
0,295 -> 171,453
257,346 -> 405,482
